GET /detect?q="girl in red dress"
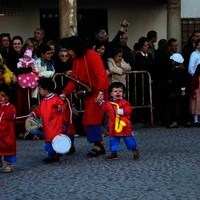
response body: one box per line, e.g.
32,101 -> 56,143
0,85 -> 17,173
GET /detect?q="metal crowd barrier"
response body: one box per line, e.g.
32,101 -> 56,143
126,70 -> 154,125
15,71 -> 154,126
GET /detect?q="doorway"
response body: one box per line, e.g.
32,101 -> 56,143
39,8 -> 108,45
77,9 -> 108,46
40,8 -> 59,43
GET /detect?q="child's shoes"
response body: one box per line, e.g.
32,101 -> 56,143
33,135 -> 40,140
87,150 -> 99,157
133,149 -> 140,160
43,153 -> 60,163
2,164 -> 13,173
43,158 -> 55,163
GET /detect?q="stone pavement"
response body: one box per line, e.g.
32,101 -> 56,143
1,126 -> 200,200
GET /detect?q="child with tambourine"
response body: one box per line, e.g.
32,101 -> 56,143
30,78 -> 75,163
0,85 -> 17,173
98,82 -> 140,160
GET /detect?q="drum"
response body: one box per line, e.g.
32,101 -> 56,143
52,134 -> 71,154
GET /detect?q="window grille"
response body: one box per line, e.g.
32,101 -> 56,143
181,18 -> 200,48
0,0 -> 23,16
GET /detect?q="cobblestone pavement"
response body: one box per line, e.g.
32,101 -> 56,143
1,126 -> 200,200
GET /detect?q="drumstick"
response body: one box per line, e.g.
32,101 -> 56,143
15,114 -> 30,119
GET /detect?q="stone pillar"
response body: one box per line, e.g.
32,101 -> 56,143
167,0 -> 181,49
59,0 -> 77,38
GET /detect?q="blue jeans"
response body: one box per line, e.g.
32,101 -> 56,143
29,128 -> 44,139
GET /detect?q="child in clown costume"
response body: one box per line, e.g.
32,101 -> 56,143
98,82 -> 140,160
0,85 -> 17,173
31,78 -> 74,163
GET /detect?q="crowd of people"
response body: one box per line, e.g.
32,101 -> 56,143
0,19 -> 200,172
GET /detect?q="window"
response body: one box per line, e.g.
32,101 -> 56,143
181,18 -> 200,48
0,0 -> 23,16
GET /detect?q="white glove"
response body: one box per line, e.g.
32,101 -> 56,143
60,94 -> 66,100
116,108 -> 124,115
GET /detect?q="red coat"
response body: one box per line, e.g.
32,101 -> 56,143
0,103 -> 16,156
33,94 -> 69,142
102,99 -> 133,137
63,49 -> 109,126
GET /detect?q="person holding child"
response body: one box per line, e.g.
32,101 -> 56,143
17,49 -> 39,89
98,82 -> 140,160
0,85 -> 17,173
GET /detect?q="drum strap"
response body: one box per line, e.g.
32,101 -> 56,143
65,97 -> 73,124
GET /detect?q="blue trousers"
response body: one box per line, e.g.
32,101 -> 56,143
44,142 -> 56,158
0,155 -> 16,163
109,136 -> 137,152
29,128 -> 44,139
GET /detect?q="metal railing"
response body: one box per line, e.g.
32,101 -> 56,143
15,71 -> 154,125
126,70 -> 154,125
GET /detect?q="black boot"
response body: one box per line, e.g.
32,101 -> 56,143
87,142 -> 105,157
66,146 -> 76,155
94,142 -> 106,155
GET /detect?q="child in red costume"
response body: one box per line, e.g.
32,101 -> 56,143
60,36 -> 109,157
98,82 -> 140,160
31,78 -> 75,163
0,85 -> 17,172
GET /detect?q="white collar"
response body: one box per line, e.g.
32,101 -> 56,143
140,51 -> 148,57
44,93 -> 55,100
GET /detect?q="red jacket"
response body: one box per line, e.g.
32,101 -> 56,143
102,99 -> 133,137
0,103 -> 16,156
63,49 -> 109,126
33,93 -> 69,142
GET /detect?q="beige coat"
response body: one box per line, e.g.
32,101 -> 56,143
107,58 -> 131,86
24,116 -> 42,139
